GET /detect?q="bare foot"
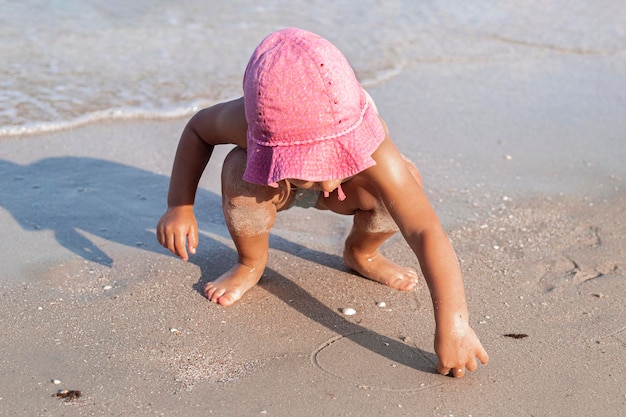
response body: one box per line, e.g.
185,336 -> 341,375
343,249 -> 419,291
204,263 -> 263,306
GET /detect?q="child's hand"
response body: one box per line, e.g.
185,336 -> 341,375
434,319 -> 489,378
156,206 -> 198,261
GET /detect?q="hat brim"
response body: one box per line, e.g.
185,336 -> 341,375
243,96 -> 385,185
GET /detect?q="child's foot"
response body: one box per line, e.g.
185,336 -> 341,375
204,263 -> 263,306
343,249 -> 419,291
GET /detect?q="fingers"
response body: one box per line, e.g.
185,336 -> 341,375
174,231 -> 189,261
437,364 -> 468,378
477,347 -> 490,365
187,224 -> 198,255
465,358 -> 478,372
436,362 -> 453,377
156,220 -> 167,247
437,354 -> 486,378
156,223 -> 193,261
437,364 -> 466,378
156,207 -> 198,260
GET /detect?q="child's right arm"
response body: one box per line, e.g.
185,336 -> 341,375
156,97 -> 247,260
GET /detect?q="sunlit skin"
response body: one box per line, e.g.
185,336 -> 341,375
156,97 -> 488,377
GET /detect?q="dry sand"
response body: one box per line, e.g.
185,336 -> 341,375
1,50 -> 625,416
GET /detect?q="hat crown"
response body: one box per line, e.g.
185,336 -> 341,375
244,28 -> 365,146
242,28 -> 386,186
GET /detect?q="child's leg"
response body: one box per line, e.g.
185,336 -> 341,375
204,147 -> 282,306
326,157 -> 422,291
343,203 -> 419,291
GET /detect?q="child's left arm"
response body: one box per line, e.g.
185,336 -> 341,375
367,136 -> 489,378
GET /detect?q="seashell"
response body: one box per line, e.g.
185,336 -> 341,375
342,307 -> 356,316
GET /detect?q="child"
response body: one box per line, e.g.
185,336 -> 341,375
157,28 -> 488,378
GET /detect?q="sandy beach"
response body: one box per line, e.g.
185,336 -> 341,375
2,8 -> 626,416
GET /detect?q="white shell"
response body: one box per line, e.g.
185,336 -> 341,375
376,301 -> 387,308
342,307 -> 357,316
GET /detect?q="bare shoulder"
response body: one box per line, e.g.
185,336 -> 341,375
366,136 -> 414,187
187,97 -> 248,148
365,135 -> 438,229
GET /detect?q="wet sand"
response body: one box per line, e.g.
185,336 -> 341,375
1,41 -> 625,416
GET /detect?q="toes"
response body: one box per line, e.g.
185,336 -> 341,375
205,284 -> 226,303
203,283 -> 215,299
217,293 -> 236,306
388,269 -> 419,291
211,290 -> 226,304
204,283 -> 241,306
400,279 -> 417,291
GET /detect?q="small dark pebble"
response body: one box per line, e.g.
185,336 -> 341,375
54,390 -> 82,402
504,333 -> 528,339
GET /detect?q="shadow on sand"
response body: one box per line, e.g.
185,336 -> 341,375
0,156 -> 437,374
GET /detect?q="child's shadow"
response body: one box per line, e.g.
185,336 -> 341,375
263,266 -> 437,374
0,157 -> 226,266
0,156 -> 436,374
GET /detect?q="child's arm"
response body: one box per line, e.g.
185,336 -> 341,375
367,136 -> 489,377
157,97 -> 247,260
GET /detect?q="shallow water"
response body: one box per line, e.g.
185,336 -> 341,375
1,0 -> 624,137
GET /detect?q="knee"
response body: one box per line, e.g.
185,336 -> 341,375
223,199 -> 276,236
221,147 -> 278,235
221,147 -> 250,197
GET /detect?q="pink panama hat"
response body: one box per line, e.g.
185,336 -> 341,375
242,28 -> 386,186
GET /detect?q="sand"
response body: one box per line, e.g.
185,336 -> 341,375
1,45 -> 625,416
